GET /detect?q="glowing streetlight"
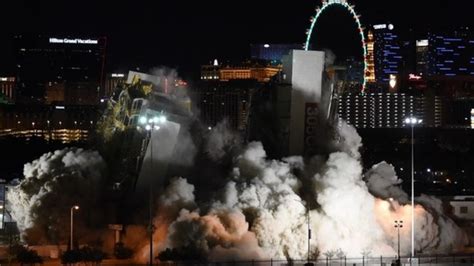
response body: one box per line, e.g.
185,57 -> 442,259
137,114 -> 167,266
394,220 -> 403,264
159,116 -> 166,123
404,116 -> 422,258
70,205 -> 79,250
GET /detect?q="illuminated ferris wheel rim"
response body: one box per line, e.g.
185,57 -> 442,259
304,0 -> 368,92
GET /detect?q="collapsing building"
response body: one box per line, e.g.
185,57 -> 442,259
98,70 -> 194,202
249,49 -> 337,157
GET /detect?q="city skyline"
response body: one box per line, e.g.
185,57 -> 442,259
0,1 -> 473,264
1,1 -> 474,77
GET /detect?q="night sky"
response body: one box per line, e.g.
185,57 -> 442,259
1,0 -> 474,79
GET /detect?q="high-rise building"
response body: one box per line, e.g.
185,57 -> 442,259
14,35 -> 106,104
419,95 -> 445,128
416,39 -> 429,76
0,77 -> 16,104
337,92 -> 450,129
366,31 -> 376,83
338,92 -> 418,128
281,50 -> 326,156
250,44 -> 303,63
426,28 -> 474,77
201,62 -> 220,81
200,61 -> 280,83
373,24 -> 403,85
343,57 -> 365,86
194,80 -> 257,132
105,73 -> 126,98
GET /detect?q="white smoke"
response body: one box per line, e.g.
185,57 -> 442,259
311,152 -> 394,256
333,121 -> 362,159
365,162 -> 409,203
7,148 -> 106,242
159,176 -> 196,211
8,119 -> 466,259
205,119 -> 241,161
155,122 -> 467,260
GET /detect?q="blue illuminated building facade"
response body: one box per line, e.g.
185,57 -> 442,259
250,44 -> 302,63
373,24 -> 403,85
427,29 -> 474,77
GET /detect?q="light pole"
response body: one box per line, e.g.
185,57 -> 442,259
70,205 -> 79,250
394,220 -> 403,263
138,114 -> 166,266
307,210 -> 311,265
290,198 -> 311,264
404,117 -> 422,258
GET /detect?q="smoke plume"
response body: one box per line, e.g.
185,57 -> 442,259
7,148 -> 106,244
153,122 -> 467,260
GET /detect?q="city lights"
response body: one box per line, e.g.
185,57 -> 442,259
49,38 -> 98,44
389,74 -> 397,89
1,2 -> 474,264
138,115 -> 167,131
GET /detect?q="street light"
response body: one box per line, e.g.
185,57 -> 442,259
394,220 -> 403,264
70,205 -> 79,250
306,210 -> 311,265
138,114 -> 167,266
290,198 -> 311,264
404,116 -> 422,258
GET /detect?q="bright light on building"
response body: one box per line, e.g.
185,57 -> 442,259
416,39 -> 429,47
373,24 -> 387,30
389,74 -> 397,89
409,74 -> 422,80
49,38 -> 98,44
264,44 -> 270,48
139,116 -> 147,125
55,106 -> 65,110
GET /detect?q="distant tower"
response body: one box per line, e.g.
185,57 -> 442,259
373,24 -> 402,85
365,31 -> 376,83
